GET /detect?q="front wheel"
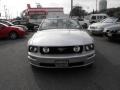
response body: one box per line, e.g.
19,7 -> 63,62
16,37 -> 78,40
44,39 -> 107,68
9,32 -> 18,40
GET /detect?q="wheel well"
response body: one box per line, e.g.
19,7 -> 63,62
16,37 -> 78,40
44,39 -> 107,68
9,31 -> 18,37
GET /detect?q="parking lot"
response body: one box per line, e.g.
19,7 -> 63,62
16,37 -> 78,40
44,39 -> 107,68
0,32 -> 120,90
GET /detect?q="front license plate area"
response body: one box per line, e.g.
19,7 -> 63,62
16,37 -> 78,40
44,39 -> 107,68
55,60 -> 69,67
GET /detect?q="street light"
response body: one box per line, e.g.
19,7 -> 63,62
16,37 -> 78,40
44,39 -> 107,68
71,0 -> 73,11
96,0 -> 98,12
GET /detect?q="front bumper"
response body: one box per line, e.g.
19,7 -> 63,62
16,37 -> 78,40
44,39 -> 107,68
88,29 -> 104,35
28,51 -> 95,68
104,31 -> 120,38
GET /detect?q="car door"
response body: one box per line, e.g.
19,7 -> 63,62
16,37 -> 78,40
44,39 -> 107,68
0,24 -> 8,38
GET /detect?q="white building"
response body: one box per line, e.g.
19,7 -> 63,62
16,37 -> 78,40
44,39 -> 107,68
99,0 -> 107,11
22,4 -> 65,24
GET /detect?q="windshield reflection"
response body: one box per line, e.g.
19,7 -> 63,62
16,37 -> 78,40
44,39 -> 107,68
39,19 -> 82,30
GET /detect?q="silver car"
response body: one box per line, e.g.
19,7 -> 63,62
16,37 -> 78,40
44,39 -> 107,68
104,24 -> 120,40
88,17 -> 120,35
27,18 -> 95,68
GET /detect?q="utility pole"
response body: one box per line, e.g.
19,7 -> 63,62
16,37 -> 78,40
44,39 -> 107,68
96,0 -> 97,12
0,0 -> 1,17
4,5 -> 8,19
71,0 -> 73,11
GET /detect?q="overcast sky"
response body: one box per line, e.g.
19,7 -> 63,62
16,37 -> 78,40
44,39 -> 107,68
0,0 -> 120,18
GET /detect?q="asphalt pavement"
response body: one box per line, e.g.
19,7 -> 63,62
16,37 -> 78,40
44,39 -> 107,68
0,32 -> 120,90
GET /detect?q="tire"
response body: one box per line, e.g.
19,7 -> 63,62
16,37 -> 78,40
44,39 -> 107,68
9,32 -> 18,40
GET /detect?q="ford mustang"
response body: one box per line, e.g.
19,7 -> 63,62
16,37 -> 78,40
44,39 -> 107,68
28,18 -> 95,68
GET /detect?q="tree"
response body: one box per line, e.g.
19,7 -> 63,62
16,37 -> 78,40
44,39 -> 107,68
70,6 -> 87,18
97,7 -> 120,18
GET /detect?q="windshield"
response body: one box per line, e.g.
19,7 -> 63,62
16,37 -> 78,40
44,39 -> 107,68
0,21 -> 14,26
5,21 -> 14,26
101,18 -> 117,23
39,18 -> 82,30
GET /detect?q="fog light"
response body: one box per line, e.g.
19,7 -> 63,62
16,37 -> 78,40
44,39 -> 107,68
85,46 -> 90,51
90,44 -> 94,49
29,46 -> 33,51
29,46 -> 38,53
43,47 -> 50,53
73,46 -> 80,53
33,47 -> 38,52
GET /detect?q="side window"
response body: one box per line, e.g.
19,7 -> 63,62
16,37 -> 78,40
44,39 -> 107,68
13,21 -> 19,25
100,16 -> 103,19
91,16 -> 96,20
20,21 -> 26,25
97,16 -> 100,19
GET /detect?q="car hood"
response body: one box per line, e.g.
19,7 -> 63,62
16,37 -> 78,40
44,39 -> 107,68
28,29 -> 93,46
90,22 -> 115,28
10,25 -> 22,29
104,24 -> 120,30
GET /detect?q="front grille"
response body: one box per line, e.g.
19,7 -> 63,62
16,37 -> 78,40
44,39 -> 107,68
40,46 -> 83,55
39,62 -> 85,67
69,62 -> 84,67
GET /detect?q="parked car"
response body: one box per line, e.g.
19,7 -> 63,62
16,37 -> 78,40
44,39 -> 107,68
78,18 -> 90,29
12,20 -> 39,31
103,24 -> 120,40
27,18 -> 95,68
0,20 -> 28,33
86,13 -> 108,24
0,23 -> 25,39
71,17 -> 90,29
88,17 -> 120,35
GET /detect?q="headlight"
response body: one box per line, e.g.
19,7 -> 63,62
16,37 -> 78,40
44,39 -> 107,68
29,46 -> 38,53
42,47 -> 50,53
85,45 -> 90,51
73,46 -> 80,53
85,44 -> 94,51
